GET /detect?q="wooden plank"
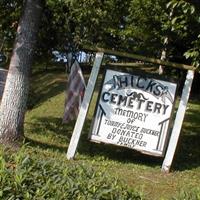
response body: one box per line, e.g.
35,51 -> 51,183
161,70 -> 194,173
107,62 -> 153,68
83,46 -> 195,71
66,52 -> 104,160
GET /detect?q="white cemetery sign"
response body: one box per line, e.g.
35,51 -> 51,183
66,48 -> 194,172
90,69 -> 177,156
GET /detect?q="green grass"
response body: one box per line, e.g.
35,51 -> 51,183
2,68 -> 200,200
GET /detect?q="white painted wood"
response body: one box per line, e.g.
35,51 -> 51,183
90,69 -> 177,156
66,52 -> 104,159
162,70 -> 194,173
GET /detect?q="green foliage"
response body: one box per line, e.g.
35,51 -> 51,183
123,0 -> 168,55
43,0 -> 131,52
2,0 -> 199,68
184,35 -> 200,69
172,188 -> 200,200
11,70 -> 200,200
0,0 -> 22,51
27,0 -> 172,59
167,0 -> 200,68
167,0 -> 196,34
1,0 -> 200,70
0,147 -> 142,200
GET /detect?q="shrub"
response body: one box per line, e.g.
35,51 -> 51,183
0,148 -> 143,200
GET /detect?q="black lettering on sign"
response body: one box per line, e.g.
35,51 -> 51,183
107,133 -> 116,140
117,136 -> 147,148
145,80 -> 157,93
117,95 -> 127,106
145,101 -> 153,112
101,92 -> 170,115
110,93 -> 118,104
140,128 -> 160,136
136,76 -> 146,89
102,92 -> 110,102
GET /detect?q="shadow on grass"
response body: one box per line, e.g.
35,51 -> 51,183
25,116 -> 162,167
26,69 -> 200,171
78,105 -> 200,171
172,107 -> 200,171
25,137 -> 67,154
25,116 -> 74,155
25,112 -> 200,171
28,72 -> 67,109
173,134 -> 200,171
25,116 -> 75,138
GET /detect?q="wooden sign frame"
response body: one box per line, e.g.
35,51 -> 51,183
66,48 -> 195,173
89,68 -> 177,157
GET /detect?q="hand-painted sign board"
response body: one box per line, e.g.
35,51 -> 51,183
90,69 -> 177,156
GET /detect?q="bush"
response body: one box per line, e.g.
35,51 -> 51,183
0,148 -> 142,200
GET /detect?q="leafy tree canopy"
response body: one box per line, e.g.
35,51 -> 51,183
167,0 -> 200,68
0,0 -> 199,67
0,0 -> 22,51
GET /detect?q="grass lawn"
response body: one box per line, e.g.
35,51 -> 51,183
3,67 -> 200,199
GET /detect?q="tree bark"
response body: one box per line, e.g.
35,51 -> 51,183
0,0 -> 43,147
158,9 -> 173,75
158,37 -> 168,75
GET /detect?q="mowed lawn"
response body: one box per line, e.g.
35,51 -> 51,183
24,68 -> 200,200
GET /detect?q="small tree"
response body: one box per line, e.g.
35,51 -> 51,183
0,0 -> 44,147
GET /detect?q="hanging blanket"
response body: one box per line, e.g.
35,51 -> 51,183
62,60 -> 86,123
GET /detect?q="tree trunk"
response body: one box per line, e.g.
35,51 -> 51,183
0,0 -> 43,147
158,9 -> 173,75
158,37 -> 168,75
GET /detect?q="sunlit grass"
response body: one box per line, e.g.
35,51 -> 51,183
22,69 -> 200,200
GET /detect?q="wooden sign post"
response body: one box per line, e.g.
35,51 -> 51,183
161,70 -> 194,172
66,47 -> 195,172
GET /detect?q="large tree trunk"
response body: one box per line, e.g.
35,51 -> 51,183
0,0 -> 43,146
